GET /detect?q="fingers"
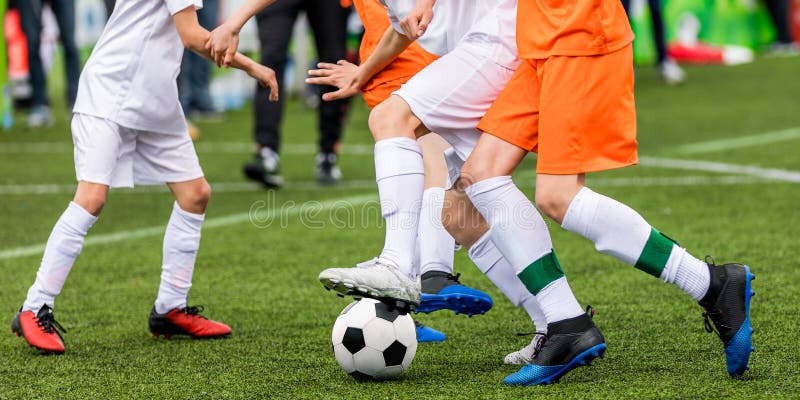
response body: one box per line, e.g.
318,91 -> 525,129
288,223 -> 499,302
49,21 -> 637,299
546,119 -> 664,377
267,75 -> 279,102
222,36 -> 238,68
418,11 -> 433,37
307,68 -> 333,77
305,76 -> 336,86
321,90 -> 346,102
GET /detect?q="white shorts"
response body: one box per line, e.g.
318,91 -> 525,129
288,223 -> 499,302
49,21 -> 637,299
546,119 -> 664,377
393,41 -> 517,162
72,113 -> 204,188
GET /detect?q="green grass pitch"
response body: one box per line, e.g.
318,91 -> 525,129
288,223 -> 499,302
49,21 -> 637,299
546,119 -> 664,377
1,57 -> 799,399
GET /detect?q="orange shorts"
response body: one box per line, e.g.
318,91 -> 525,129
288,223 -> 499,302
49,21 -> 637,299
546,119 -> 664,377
477,44 -> 638,175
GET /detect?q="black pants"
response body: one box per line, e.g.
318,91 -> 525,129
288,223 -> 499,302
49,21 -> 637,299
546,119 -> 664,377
254,0 -> 350,154
762,0 -> 792,44
621,0 -> 668,64
14,0 -> 80,107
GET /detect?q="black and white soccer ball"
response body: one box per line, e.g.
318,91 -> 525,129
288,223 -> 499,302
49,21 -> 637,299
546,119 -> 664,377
331,298 -> 417,381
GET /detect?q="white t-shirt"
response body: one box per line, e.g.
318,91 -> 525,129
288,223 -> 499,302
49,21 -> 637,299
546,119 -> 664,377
73,0 -> 202,134
381,0 -> 518,68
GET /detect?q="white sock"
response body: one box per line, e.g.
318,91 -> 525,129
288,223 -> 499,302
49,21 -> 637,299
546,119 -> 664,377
536,277 -> 585,325
661,247 -> 711,301
155,202 -> 204,314
419,187 -> 455,275
464,176 -> 552,274
468,231 -> 547,333
374,137 -> 425,278
562,187 -> 710,300
466,176 -> 583,325
23,202 -> 97,313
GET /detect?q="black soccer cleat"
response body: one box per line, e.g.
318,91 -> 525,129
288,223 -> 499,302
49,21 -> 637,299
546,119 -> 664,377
504,313 -> 606,386
243,148 -> 283,188
699,260 -> 755,377
316,152 -> 342,185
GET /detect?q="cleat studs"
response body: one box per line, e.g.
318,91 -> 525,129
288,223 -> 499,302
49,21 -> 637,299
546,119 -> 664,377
336,293 -> 344,298
324,286 -> 331,291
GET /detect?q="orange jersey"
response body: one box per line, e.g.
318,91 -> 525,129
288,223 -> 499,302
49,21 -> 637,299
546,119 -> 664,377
516,0 -> 634,59
352,0 -> 437,108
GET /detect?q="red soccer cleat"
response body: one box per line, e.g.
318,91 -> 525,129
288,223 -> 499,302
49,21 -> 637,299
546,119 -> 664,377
148,305 -> 231,339
11,305 -> 66,354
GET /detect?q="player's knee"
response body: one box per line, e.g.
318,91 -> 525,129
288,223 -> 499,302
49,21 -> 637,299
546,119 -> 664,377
80,194 -> 106,216
192,181 -> 212,207
368,98 -> 416,141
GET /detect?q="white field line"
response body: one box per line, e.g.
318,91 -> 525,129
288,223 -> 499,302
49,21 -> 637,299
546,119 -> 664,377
0,173 -> 786,196
638,156 -> 800,182
0,194 -> 377,261
671,127 -> 800,155
0,142 -> 375,155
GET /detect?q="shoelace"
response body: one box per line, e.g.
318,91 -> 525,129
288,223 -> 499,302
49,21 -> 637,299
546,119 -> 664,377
699,255 -> 732,338
37,313 -> 67,341
445,273 -> 461,284
180,305 -> 208,319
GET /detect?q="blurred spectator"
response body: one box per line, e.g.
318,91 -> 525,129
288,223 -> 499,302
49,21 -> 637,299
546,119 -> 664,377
14,0 -> 80,127
244,0 -> 351,188
622,0 -> 686,85
178,0 -> 221,122
763,0 -> 798,52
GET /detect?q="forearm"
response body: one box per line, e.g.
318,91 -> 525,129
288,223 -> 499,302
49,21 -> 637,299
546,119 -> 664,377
224,0 -> 279,32
356,27 -> 413,86
183,26 -> 256,73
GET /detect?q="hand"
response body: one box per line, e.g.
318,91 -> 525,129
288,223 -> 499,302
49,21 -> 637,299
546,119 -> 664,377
305,60 -> 362,102
205,23 -> 240,67
399,0 -> 434,40
249,64 -> 279,102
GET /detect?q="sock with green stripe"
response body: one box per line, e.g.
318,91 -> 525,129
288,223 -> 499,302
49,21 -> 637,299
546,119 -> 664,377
562,187 -> 709,300
465,176 -> 584,324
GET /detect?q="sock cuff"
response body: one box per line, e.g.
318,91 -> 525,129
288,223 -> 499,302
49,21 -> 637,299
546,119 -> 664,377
560,187 -> 596,234
66,201 -> 98,232
172,202 -> 205,223
467,230 -> 502,274
374,137 -> 423,181
422,186 -> 445,204
464,176 -> 512,199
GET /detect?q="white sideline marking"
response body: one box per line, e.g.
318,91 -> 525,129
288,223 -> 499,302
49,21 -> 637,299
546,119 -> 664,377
0,174 -> 783,196
0,142 -> 375,155
0,194 -> 376,261
671,127 -> 800,155
639,157 -> 800,182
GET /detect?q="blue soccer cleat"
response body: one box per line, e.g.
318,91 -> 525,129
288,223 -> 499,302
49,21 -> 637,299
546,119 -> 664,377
417,271 -> 493,316
699,261 -> 755,377
415,320 -> 446,343
504,313 -> 605,386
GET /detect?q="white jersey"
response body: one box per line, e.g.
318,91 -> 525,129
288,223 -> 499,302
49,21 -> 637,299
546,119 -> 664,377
381,0 -> 518,68
73,0 -> 202,134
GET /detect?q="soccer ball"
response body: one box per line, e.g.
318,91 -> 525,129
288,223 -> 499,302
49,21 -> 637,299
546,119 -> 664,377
331,298 -> 417,381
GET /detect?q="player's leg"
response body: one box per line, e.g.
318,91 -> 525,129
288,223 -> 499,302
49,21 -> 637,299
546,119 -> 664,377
305,0 -> 351,184
244,2 -> 300,188
12,114 -> 124,354
533,46 -> 751,378
11,181 -> 107,354
148,177 -> 230,339
318,94 -> 426,310
128,122 -> 231,339
536,172 -> 754,377
416,134 -> 493,316
459,61 -> 606,384
441,180 -> 547,364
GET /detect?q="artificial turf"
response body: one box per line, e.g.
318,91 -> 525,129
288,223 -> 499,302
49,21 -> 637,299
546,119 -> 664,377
0,56 -> 798,399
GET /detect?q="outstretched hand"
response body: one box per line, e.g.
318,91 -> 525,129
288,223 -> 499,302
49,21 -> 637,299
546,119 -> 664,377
249,64 -> 279,102
399,0 -> 434,40
205,23 -> 240,67
305,60 -> 362,102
